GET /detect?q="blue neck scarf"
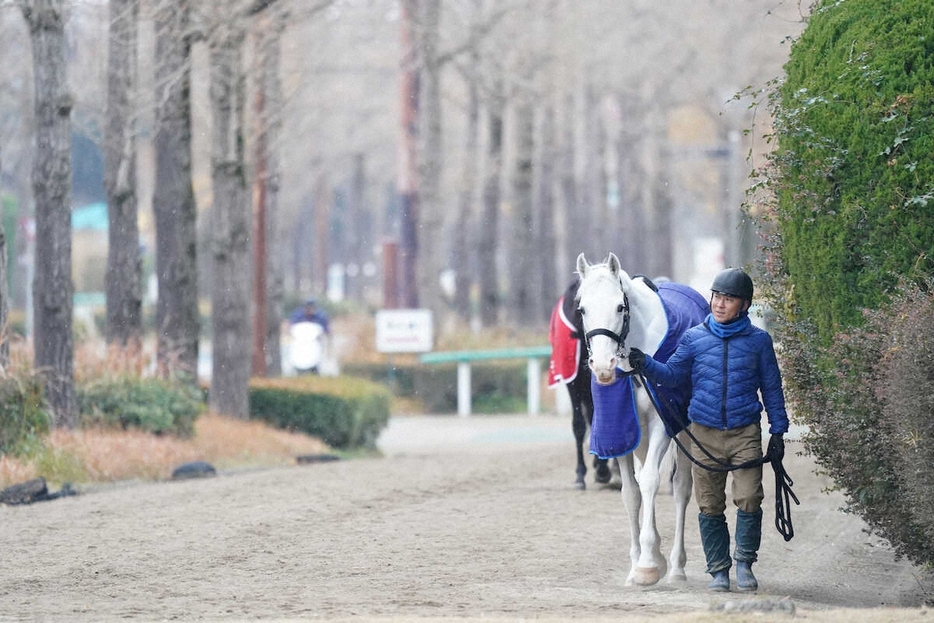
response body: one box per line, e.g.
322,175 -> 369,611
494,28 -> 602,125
705,312 -> 751,338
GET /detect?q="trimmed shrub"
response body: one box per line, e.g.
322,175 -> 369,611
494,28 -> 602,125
78,377 -> 203,437
0,375 -> 51,456
249,376 -> 390,450
771,0 -> 934,343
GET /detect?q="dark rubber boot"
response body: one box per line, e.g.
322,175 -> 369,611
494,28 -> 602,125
708,569 -> 730,592
734,509 -> 762,591
698,512 -> 731,590
735,561 -> 758,591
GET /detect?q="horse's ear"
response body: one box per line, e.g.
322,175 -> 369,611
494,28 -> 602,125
575,253 -> 589,276
607,252 -> 621,276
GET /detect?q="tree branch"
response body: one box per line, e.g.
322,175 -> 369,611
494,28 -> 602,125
247,0 -> 277,16
436,4 -> 513,68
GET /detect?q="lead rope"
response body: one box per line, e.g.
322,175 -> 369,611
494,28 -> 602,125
636,371 -> 799,541
770,452 -> 799,541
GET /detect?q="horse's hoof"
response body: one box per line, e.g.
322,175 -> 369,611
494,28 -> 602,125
574,477 -> 586,490
634,566 -> 661,586
666,570 -> 688,583
595,464 -> 612,484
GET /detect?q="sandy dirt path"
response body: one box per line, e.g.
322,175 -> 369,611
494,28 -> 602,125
0,414 -> 929,622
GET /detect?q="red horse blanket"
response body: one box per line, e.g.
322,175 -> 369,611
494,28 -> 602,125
548,295 -> 581,387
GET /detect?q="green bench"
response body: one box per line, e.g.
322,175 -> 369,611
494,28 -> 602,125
419,346 -> 552,416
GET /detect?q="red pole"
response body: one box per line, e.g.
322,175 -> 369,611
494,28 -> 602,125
382,239 -> 399,309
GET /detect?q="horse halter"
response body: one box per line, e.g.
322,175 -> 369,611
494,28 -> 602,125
581,290 -> 631,360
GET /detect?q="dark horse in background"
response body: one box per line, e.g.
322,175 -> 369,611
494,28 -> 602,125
548,280 -> 613,489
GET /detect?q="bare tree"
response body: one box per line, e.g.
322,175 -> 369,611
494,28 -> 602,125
0,145 -> 8,368
208,0 -> 251,418
18,0 -> 76,427
508,83 -> 535,325
478,78 -> 504,328
153,0 -> 199,381
535,98 -> 559,321
104,0 -> 143,352
451,58 -> 479,321
254,6 -> 286,377
412,0 -> 443,318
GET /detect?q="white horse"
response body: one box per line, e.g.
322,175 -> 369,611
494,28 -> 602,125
575,252 -> 699,586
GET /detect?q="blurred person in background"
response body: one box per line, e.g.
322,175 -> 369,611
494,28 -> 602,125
288,298 -> 330,374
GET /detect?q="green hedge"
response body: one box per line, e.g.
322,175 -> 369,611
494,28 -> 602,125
772,0 -> 934,342
340,361 -> 529,413
0,375 -> 51,457
249,375 -> 390,450
78,377 -> 204,437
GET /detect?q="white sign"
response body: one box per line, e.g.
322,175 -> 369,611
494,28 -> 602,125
375,309 -> 434,353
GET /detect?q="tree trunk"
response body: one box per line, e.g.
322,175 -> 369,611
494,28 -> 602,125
536,100 -> 558,322
558,93 -> 579,272
19,0 -> 76,428
251,29 -> 269,378
0,146 -> 8,369
452,73 -> 479,321
209,8 -> 251,419
104,0 -> 142,353
347,153 -> 369,303
478,82 -> 504,328
259,12 -> 285,377
508,94 -> 535,325
616,94 -> 646,270
415,0 -> 443,319
312,174 -> 329,296
153,0 -> 199,382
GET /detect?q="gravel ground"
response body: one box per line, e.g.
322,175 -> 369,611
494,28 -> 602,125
0,414 -> 929,623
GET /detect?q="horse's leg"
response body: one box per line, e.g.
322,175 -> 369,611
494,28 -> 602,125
617,453 -> 643,586
632,409 -> 671,586
569,380 -> 588,490
666,432 -> 693,583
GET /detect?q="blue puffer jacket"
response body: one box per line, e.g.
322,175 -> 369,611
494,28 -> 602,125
641,314 -> 789,434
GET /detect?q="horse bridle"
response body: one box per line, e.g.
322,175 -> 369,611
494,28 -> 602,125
580,289 -> 631,360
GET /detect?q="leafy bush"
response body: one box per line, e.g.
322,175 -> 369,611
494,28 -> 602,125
78,377 -> 204,437
0,375 -> 51,456
776,284 -> 934,567
875,285 -> 934,565
249,376 -> 390,450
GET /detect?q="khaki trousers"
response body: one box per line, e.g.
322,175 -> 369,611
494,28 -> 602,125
691,421 -> 764,515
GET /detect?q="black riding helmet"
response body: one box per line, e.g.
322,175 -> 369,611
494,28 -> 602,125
711,268 -> 753,302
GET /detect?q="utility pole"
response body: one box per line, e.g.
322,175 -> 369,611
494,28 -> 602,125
397,0 -> 419,308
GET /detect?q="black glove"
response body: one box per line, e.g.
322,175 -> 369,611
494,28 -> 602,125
767,433 -> 785,463
628,348 -> 646,372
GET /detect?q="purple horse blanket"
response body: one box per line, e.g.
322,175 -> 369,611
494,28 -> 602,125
589,282 -> 709,459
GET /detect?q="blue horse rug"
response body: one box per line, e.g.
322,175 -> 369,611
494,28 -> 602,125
589,282 -> 709,459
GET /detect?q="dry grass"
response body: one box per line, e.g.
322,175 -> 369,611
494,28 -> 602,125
0,413 -> 331,488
